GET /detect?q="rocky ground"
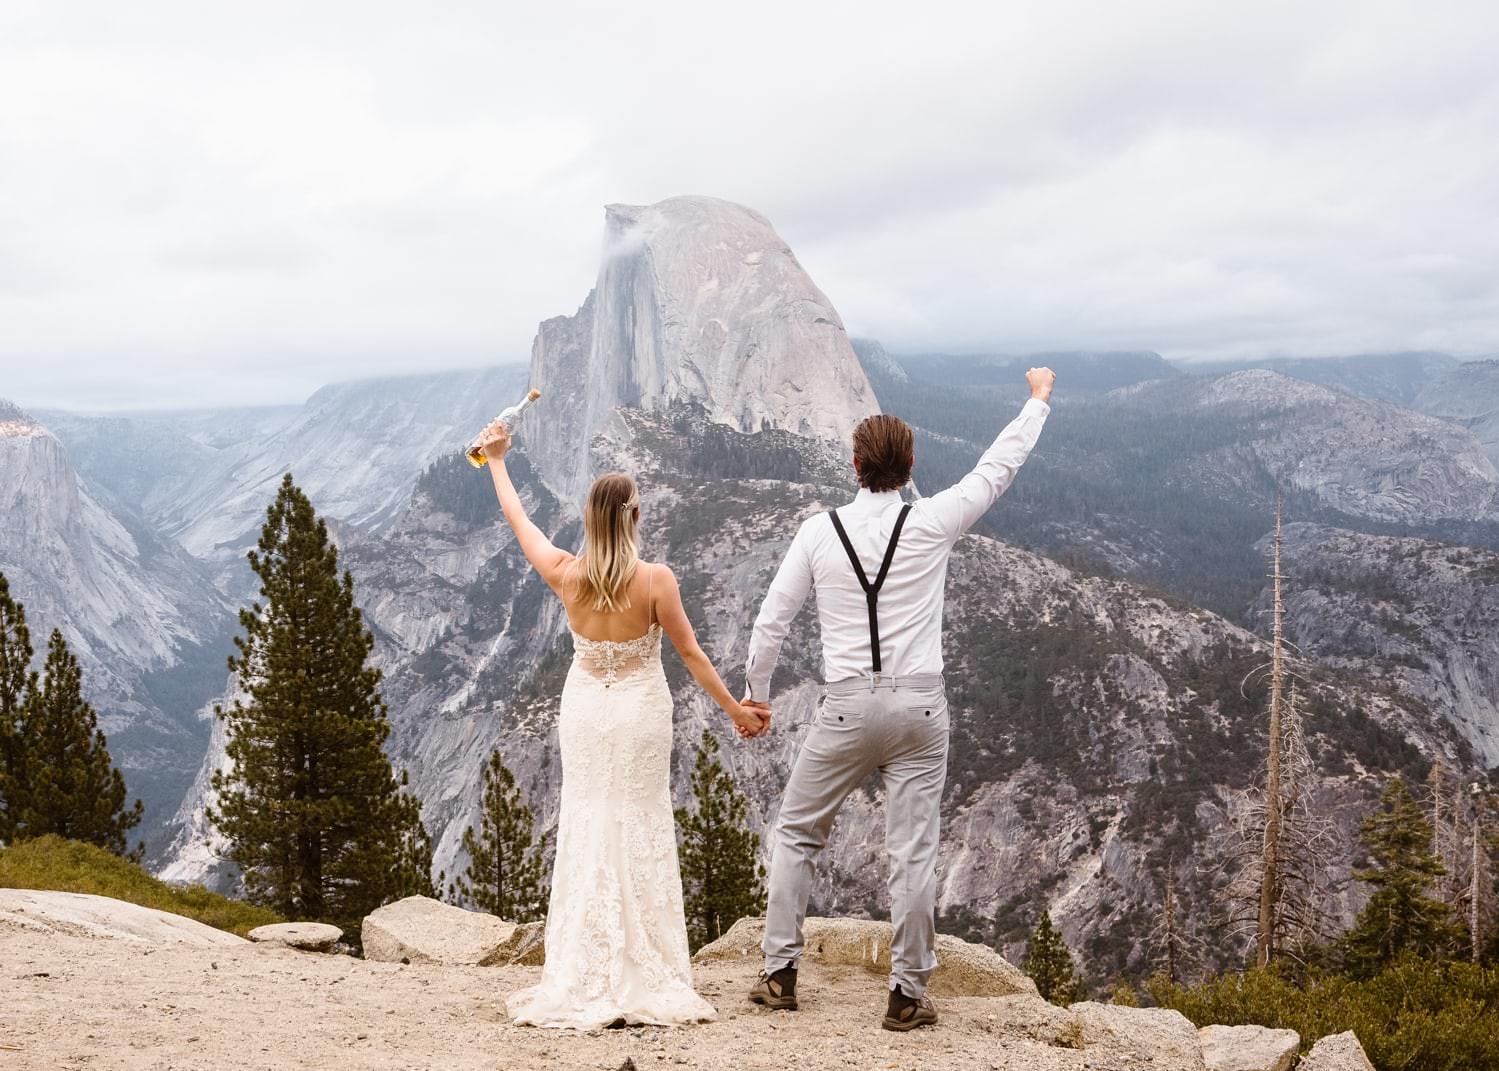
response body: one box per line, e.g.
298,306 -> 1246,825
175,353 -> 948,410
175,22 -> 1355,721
6,921 -> 1186,1071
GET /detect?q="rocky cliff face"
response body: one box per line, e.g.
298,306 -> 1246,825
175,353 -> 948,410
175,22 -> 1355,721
42,368 -> 529,592
0,400 -> 233,849
1415,358 -> 1499,473
1185,369 -> 1499,526
1255,522 -> 1499,767
524,196 -> 879,496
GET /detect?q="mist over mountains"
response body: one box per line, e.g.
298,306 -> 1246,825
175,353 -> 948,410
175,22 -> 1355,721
4,196 -> 1498,982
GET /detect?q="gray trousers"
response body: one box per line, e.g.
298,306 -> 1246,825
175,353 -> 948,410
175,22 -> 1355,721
763,674 -> 949,996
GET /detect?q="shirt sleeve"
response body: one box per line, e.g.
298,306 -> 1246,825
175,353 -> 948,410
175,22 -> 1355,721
923,397 -> 1050,542
745,520 -> 815,702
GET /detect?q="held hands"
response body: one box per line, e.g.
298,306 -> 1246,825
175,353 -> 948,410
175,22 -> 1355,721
1026,366 -> 1057,404
478,420 -> 513,461
731,697 -> 773,740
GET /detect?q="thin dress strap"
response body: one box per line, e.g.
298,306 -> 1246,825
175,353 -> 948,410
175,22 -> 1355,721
646,562 -> 656,626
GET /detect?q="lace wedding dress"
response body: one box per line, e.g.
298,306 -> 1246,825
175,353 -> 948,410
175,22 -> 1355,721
506,621 -> 717,1029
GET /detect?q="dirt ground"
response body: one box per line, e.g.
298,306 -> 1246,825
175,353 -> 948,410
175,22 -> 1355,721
2,920 -> 1173,1071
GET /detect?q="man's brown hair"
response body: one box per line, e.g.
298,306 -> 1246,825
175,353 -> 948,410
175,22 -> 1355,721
852,414 -> 915,492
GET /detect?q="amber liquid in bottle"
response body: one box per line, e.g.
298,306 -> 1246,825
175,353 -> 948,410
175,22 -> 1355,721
466,389 -> 541,467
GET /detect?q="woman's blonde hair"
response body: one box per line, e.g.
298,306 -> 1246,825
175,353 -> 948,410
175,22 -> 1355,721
575,472 -> 641,612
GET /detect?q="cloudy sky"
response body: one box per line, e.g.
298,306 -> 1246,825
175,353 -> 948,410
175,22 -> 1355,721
3,0 -> 1497,410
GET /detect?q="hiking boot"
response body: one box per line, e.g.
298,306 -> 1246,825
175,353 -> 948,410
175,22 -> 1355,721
748,965 -> 799,1010
882,986 -> 937,1031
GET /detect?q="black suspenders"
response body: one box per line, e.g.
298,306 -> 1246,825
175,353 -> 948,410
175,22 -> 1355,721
827,503 -> 912,677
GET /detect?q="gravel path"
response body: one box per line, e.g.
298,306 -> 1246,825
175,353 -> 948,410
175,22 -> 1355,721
2,920 -> 1170,1071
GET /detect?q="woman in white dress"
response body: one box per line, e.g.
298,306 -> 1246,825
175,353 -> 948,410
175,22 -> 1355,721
477,421 -> 768,1030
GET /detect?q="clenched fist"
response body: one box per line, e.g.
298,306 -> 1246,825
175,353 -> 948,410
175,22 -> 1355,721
1026,366 -> 1056,403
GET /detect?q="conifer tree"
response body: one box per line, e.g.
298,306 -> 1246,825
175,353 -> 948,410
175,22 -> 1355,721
1340,776 -> 1463,977
11,630 -> 143,858
0,572 -> 39,843
209,473 -> 414,932
675,729 -> 766,951
449,747 -> 549,921
389,783 -> 443,901
1024,911 -> 1082,1005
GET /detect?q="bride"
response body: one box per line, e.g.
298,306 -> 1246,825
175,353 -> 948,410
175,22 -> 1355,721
477,420 -> 769,1029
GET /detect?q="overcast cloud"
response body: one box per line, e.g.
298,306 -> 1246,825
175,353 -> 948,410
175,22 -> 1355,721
2,0 -> 1497,410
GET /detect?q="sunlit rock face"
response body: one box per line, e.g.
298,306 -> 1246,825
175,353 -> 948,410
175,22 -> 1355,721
525,196 -> 879,497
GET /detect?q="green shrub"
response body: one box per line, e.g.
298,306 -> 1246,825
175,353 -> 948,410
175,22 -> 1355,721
0,834 -> 281,937
1148,957 -> 1499,1071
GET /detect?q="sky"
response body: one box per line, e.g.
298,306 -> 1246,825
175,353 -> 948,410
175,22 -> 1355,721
2,0 -> 1498,411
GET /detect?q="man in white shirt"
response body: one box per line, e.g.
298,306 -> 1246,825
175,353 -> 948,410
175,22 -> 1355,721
743,366 -> 1055,1032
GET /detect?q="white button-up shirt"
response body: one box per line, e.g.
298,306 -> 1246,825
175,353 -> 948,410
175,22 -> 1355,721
745,397 -> 1050,700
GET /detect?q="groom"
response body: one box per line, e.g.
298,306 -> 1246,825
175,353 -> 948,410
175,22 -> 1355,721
741,366 -> 1055,1031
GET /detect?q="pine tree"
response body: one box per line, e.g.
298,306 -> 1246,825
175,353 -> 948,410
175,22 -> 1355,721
1340,776 -> 1463,978
209,473 -> 415,933
389,782 -> 443,901
10,630 -> 143,858
449,748 -> 549,921
675,729 -> 766,951
1024,911 -> 1082,1005
0,571 -> 39,843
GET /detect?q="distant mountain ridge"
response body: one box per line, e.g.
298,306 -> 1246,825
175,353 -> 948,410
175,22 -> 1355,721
898,349 -> 1180,395
43,366 -> 530,593
1175,351 -> 1460,406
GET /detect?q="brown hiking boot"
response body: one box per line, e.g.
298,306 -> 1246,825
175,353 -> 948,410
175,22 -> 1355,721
882,986 -> 937,1032
748,966 -> 799,1010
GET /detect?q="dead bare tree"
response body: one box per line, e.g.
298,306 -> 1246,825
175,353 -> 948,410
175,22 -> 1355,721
1464,783 -> 1493,963
1254,499 -> 1289,968
1214,681 -> 1341,966
1161,865 -> 1182,982
1426,763 -> 1463,909
1147,857 -> 1208,982
1205,500 -> 1340,968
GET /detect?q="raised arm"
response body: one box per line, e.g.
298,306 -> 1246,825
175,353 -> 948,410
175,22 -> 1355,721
478,422 -> 573,591
924,367 -> 1055,542
653,564 -> 768,738
744,521 -> 814,705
